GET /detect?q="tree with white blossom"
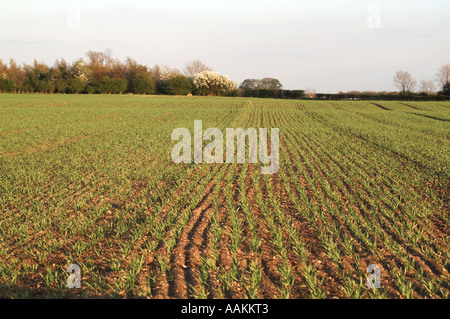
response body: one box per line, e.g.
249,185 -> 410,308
72,59 -> 91,85
192,71 -> 237,96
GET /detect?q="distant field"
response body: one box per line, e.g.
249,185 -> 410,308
0,94 -> 448,299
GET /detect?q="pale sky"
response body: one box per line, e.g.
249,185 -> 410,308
1,0 -> 449,92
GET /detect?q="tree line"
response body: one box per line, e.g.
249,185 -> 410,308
0,51 -> 298,98
0,51 -> 448,99
0,51 -> 237,96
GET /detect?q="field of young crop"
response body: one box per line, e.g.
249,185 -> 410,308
0,94 -> 448,299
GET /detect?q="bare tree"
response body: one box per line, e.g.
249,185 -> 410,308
259,78 -> 283,90
305,87 -> 317,98
149,64 -> 180,82
183,60 -> 211,77
85,50 -> 114,84
393,71 -> 416,93
0,59 -> 7,79
85,50 -> 112,68
8,59 -> 26,90
419,79 -> 436,96
148,64 -> 162,83
436,63 -> 450,94
239,79 -> 260,90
